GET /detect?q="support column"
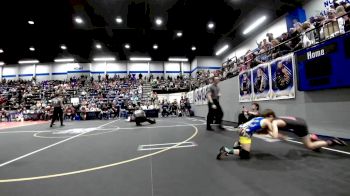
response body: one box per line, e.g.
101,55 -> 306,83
49,64 -> 53,80
180,62 -> 183,75
126,61 -> 129,75
104,61 -> 107,75
33,64 -> 37,77
89,63 -> 92,77
0,66 -> 3,81
16,65 -> 19,80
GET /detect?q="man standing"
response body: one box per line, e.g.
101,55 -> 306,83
50,93 -> 64,127
207,77 -> 224,131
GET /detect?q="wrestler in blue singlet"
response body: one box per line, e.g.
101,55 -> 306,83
239,117 -> 265,137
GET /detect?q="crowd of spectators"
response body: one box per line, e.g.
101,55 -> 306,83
160,96 -> 192,118
150,75 -> 191,91
138,90 -> 192,118
0,74 -> 145,122
220,2 -> 350,79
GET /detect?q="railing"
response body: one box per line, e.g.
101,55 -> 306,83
226,11 -> 349,68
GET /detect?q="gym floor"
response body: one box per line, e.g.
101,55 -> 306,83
0,117 -> 349,196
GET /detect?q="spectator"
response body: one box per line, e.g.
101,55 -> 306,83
80,104 -> 88,120
266,33 -> 274,42
280,32 -> 290,42
270,39 -> 291,59
288,28 -> 303,51
336,5 -> 350,32
323,9 -> 341,38
65,104 -> 75,121
255,49 -> 270,64
237,103 -> 260,126
1,108 -> 11,122
293,19 -> 302,29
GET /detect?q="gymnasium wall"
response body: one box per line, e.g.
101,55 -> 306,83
191,58 -> 198,74
51,63 -> 68,80
196,57 -> 221,72
164,62 -> 180,77
2,65 -> 18,79
106,62 -> 127,76
182,62 -> 191,75
0,60 -> 193,81
18,64 -> 35,80
191,76 -> 350,138
223,17 -> 287,62
150,62 -> 164,77
36,64 -> 51,81
303,0 -> 327,18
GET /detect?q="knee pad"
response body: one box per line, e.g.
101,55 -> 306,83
239,149 -> 250,159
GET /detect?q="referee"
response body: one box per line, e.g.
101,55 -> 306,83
50,93 -> 64,127
207,77 -> 224,131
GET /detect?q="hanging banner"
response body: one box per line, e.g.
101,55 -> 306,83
239,70 -> 253,102
201,85 -> 210,104
186,91 -> 194,104
252,63 -> 271,101
270,54 -> 295,100
194,88 -> 201,105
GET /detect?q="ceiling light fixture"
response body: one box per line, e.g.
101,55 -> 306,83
28,20 -> 34,25
125,44 -> 130,49
153,44 -> 158,49
54,58 -> 75,63
0,62 -> 4,66
191,46 -> 196,51
215,44 -> 229,56
18,60 -> 39,64
96,44 -> 102,49
0,49 -> 3,53
29,47 -> 35,51
116,17 -> 123,24
243,15 -> 267,35
130,57 -> 151,61
155,18 -> 163,26
208,22 -> 215,29
60,45 -> 67,50
168,58 -> 188,62
93,57 -> 116,62
177,32 -> 183,37
74,17 -> 83,24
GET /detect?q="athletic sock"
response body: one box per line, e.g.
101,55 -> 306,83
224,147 -> 234,154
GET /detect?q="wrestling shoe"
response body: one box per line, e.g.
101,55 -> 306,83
216,146 -> 229,160
330,138 -> 348,146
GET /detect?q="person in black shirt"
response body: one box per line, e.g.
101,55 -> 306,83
50,93 -> 64,127
207,77 -> 225,131
238,103 -> 260,126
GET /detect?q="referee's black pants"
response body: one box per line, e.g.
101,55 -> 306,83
207,99 -> 223,129
51,107 -> 63,126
